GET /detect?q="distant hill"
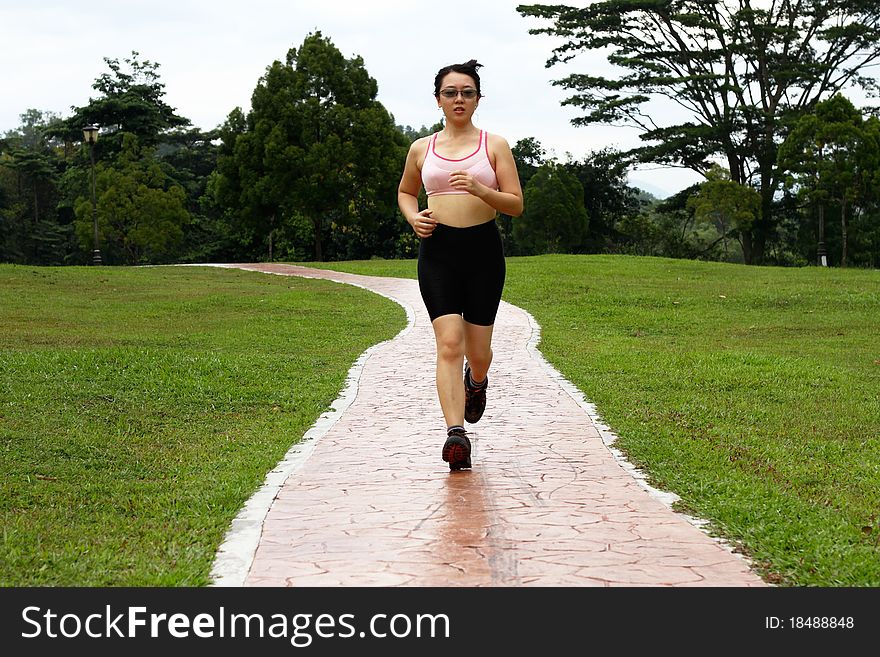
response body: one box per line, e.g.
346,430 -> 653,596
627,177 -> 670,199
632,187 -> 658,204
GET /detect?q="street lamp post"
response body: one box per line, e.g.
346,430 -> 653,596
82,125 -> 101,265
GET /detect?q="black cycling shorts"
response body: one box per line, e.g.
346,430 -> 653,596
417,220 -> 506,326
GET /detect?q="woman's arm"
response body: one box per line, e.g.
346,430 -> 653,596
398,137 -> 437,238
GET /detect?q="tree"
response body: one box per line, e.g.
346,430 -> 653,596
7,109 -> 62,150
851,116 -> 880,268
778,94 -> 877,266
619,183 -> 714,259
686,163 -> 761,261
518,1 -> 880,264
497,137 -> 548,254
39,53 -> 197,264
208,107 -> 264,259
397,123 -> 442,142
46,52 -> 190,158
564,147 -> 641,252
73,133 -> 189,264
157,127 -> 226,262
0,110 -> 69,264
215,32 -> 407,261
511,137 -> 546,189
514,161 -> 589,254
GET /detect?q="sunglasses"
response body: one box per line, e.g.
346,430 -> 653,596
438,88 -> 479,99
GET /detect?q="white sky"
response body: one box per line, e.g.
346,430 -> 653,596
2,0 -> 714,197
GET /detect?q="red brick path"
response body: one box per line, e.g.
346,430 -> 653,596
209,263 -> 766,587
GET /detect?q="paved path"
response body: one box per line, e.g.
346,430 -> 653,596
210,263 -> 765,587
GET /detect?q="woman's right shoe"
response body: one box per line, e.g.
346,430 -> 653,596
442,428 -> 472,471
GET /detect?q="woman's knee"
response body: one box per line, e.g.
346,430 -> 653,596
434,323 -> 465,361
437,336 -> 466,361
464,323 -> 494,360
466,348 -> 492,371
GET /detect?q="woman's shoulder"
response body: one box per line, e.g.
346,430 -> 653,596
405,135 -> 433,169
408,134 -> 433,155
485,131 -> 512,154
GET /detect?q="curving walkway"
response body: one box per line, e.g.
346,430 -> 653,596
209,263 -> 766,587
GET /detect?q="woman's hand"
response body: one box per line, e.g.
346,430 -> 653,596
448,170 -> 487,198
409,208 -> 437,238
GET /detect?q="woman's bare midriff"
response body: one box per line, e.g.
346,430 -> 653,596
427,194 -> 497,227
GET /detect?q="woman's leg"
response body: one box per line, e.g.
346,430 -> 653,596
463,321 -> 494,383
462,321 -> 494,424
461,222 -> 504,387
431,313 -> 467,428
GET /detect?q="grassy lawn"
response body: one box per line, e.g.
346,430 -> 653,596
306,254 -> 880,586
0,264 -> 405,585
3,256 -> 877,586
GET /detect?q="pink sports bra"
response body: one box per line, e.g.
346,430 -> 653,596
421,130 -> 499,197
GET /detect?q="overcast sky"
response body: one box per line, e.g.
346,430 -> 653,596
1,0 -> 709,197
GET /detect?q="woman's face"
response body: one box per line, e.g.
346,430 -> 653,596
436,71 -> 480,122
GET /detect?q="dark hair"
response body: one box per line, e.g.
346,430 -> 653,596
434,59 -> 483,97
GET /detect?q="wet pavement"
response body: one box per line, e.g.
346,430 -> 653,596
209,263 -> 766,587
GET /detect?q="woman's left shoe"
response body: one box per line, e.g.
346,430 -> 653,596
464,364 -> 487,424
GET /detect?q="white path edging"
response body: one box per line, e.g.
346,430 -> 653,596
201,264 -> 416,586
518,304 -> 681,508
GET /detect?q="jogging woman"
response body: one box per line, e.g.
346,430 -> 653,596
397,59 -> 524,471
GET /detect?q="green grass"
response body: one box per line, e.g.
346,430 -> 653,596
0,264 -> 405,585
304,255 -> 880,586
4,256 -> 878,586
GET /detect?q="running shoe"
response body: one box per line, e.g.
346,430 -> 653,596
442,428 -> 472,471
464,364 -> 487,424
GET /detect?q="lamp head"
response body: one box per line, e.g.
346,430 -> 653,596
82,125 -> 99,144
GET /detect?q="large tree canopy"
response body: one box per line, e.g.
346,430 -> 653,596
778,94 -> 880,266
46,52 -> 190,157
73,133 -> 189,265
214,32 -> 407,261
518,0 -> 880,263
1,110 -> 68,264
515,161 -> 589,254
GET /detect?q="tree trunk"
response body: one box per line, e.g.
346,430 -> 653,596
817,203 -> 827,266
312,216 -> 323,262
753,181 -> 775,266
719,218 -> 729,258
268,213 -> 275,262
840,198 -> 848,268
741,185 -> 772,266
741,230 -> 753,265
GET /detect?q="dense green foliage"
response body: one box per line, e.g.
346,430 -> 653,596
2,14 -> 880,268
515,161 -> 588,254
211,32 -> 409,262
686,164 -> 762,261
73,134 -> 190,263
778,95 -> 880,268
518,0 -> 880,266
